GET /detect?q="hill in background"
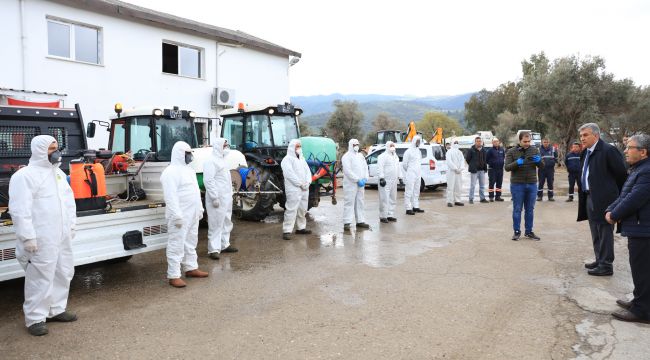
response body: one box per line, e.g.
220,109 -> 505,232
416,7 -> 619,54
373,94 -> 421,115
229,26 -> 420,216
291,93 -> 474,133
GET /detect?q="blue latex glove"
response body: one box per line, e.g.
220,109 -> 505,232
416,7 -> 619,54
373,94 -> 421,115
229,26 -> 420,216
357,179 -> 365,187
531,155 -> 541,163
516,158 -> 524,166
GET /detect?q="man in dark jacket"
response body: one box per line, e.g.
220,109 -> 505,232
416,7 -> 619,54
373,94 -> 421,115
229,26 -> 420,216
605,134 -> 650,324
486,138 -> 506,202
537,138 -> 558,201
565,142 -> 582,202
505,132 -> 544,241
465,137 -> 488,204
577,123 -> 627,276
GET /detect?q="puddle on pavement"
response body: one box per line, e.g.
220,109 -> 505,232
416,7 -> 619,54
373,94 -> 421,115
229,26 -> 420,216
74,269 -> 105,290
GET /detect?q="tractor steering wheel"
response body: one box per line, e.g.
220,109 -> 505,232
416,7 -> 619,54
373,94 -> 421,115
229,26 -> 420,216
134,149 -> 151,160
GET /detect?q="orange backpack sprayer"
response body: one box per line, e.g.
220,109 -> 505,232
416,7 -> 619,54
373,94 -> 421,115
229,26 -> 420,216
70,160 -> 107,211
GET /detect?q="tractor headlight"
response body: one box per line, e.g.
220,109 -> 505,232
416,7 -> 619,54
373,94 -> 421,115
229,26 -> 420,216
188,111 -> 196,118
153,108 -> 163,117
268,108 -> 275,115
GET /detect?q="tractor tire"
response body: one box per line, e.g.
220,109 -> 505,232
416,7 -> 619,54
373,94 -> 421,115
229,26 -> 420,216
238,165 -> 278,221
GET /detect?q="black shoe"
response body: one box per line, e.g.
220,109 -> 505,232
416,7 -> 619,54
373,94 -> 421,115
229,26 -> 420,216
447,203 -> 453,207
209,252 -> 220,260
387,217 -> 397,222
380,218 -> 389,223
480,199 -> 489,203
489,198 -> 494,202
616,299 -> 632,310
282,233 -> 291,240
356,223 -> 370,229
512,231 -> 521,241
588,267 -> 613,276
469,200 -> 474,204
47,311 -> 77,322
222,246 -> 239,253
406,210 -> 415,215
454,202 -> 464,206
27,322 -> 48,336
612,309 -> 650,324
566,197 -> 574,202
548,198 -> 555,202
495,198 -> 504,202
536,197 -> 542,202
413,208 -> 425,213
344,224 -> 351,231
584,261 -> 598,269
525,232 -> 540,241
296,229 -> 312,235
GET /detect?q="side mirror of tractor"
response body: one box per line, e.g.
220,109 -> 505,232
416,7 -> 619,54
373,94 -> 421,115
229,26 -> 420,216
86,122 -> 96,138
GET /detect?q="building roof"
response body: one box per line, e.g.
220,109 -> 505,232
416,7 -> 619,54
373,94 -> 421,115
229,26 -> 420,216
49,0 -> 301,58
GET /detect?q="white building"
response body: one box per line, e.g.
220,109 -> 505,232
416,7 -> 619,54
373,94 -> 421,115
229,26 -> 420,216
0,0 -> 301,148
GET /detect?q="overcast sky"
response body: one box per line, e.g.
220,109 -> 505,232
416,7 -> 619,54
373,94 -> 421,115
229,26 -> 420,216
128,0 -> 649,97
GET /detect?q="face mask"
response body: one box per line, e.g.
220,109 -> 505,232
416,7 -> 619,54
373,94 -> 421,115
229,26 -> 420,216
295,147 -> 302,158
48,150 -> 62,165
185,152 -> 193,164
353,145 -> 359,152
389,146 -> 396,153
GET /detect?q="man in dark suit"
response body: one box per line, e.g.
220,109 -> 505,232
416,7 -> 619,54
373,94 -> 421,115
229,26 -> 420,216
605,134 -> 650,324
577,123 -> 627,276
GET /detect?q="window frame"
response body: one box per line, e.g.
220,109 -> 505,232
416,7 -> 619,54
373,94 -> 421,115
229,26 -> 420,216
46,16 -> 103,65
161,40 -> 204,79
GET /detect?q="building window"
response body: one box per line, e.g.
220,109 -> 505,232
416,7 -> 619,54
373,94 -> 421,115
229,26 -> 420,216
162,42 -> 201,78
47,18 -> 101,64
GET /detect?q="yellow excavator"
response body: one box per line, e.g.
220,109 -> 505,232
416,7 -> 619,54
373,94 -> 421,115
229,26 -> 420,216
404,121 -> 443,144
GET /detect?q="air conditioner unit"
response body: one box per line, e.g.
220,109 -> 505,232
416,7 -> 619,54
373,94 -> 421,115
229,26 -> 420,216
212,88 -> 235,107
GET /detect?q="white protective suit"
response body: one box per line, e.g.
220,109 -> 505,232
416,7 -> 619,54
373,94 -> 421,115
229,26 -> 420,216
402,135 -> 423,210
341,139 -> 369,224
446,143 -> 465,204
9,135 -> 76,327
203,138 -> 233,255
377,141 -> 401,219
160,141 -> 204,279
281,139 -> 312,233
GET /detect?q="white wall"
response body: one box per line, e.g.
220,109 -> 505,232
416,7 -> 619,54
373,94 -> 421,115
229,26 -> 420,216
0,0 -> 292,149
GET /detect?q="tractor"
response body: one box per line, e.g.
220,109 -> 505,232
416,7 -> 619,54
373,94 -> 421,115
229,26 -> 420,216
219,103 -> 338,221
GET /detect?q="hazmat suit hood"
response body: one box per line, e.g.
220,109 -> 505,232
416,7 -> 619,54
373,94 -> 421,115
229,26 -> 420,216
287,139 -> 300,159
29,135 -> 57,168
347,139 -> 360,153
386,141 -> 396,154
171,141 -> 192,166
410,135 -> 422,148
213,138 -> 227,158
451,142 -> 460,150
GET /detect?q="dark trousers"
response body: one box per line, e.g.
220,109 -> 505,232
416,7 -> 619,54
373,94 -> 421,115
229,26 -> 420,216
537,167 -> 555,198
567,171 -> 580,197
488,168 -> 503,199
587,195 -> 615,269
628,237 -> 650,319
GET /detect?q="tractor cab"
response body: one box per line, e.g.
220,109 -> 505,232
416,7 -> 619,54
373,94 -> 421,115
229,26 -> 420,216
86,105 -> 208,162
219,102 -> 302,164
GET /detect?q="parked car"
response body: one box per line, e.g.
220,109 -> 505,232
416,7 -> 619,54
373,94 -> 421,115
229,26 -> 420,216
365,143 -> 448,191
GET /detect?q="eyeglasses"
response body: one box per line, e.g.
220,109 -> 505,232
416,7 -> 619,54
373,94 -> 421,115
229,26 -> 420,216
625,146 -> 642,150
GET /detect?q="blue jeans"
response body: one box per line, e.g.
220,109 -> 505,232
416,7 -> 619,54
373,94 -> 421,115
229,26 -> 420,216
511,183 -> 537,233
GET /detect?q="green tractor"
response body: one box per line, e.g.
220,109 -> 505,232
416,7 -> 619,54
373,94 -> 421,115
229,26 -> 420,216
219,103 -> 338,221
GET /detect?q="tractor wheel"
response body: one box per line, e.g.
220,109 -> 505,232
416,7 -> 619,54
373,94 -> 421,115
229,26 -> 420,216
237,164 -> 278,221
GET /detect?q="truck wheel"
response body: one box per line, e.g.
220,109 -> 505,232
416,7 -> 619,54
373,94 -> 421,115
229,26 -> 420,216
237,165 -> 277,221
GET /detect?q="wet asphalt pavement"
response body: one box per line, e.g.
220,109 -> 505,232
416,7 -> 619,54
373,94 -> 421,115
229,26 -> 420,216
1,170 -> 649,359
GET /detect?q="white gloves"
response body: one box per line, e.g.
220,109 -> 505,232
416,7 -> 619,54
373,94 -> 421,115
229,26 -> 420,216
71,228 -> 76,239
212,199 -> 220,208
300,183 -> 309,191
173,218 -> 184,228
198,210 -> 204,220
24,239 -> 38,253
455,169 -> 462,174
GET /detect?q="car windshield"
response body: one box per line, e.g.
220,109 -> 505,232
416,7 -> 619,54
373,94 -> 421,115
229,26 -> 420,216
270,114 -> 299,147
154,118 -> 197,161
395,148 -> 426,161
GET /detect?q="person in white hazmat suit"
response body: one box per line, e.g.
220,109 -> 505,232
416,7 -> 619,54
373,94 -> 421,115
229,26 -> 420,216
377,141 -> 401,223
446,141 -> 466,207
9,135 -> 77,336
204,138 -> 238,260
160,141 -> 208,288
341,139 -> 370,231
403,135 -> 425,215
281,139 -> 313,240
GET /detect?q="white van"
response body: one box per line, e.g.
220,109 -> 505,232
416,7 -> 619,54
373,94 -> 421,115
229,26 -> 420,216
365,143 -> 448,191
